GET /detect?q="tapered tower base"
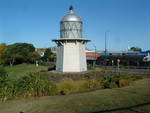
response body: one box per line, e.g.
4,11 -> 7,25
55,41 -> 87,72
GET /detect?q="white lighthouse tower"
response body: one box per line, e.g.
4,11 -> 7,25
52,6 -> 90,72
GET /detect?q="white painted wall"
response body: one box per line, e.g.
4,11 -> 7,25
56,41 -> 87,72
56,46 -> 63,71
79,43 -> 87,71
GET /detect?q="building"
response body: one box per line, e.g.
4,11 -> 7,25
52,6 -> 90,72
36,48 -> 46,57
86,50 -> 100,65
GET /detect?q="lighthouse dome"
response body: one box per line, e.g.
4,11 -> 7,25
61,6 -> 82,22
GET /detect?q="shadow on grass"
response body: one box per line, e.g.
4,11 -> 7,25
90,102 -> 150,113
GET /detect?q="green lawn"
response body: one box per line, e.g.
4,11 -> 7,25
5,64 -> 48,78
0,78 -> 150,113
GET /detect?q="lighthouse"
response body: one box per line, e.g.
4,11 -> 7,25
52,6 -> 90,72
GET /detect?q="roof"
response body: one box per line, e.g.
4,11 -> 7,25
61,6 -> 82,22
86,52 -> 101,58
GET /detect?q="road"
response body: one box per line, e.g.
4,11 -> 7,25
98,66 -> 150,74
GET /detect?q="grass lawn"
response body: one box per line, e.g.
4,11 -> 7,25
0,78 -> 150,113
4,64 -> 48,79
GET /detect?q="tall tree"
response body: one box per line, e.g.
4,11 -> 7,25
4,43 -> 35,65
42,48 -> 53,62
129,47 -> 142,52
0,44 -> 7,64
28,52 -> 41,63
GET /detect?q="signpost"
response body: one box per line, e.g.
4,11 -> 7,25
117,59 -> 120,74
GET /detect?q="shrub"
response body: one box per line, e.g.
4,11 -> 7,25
101,75 -> 114,88
0,67 -> 16,101
0,72 -> 58,101
119,79 -> 130,87
101,80 -> 111,88
83,79 -> 101,89
0,79 -> 17,101
109,82 -> 118,88
100,74 -> 133,89
16,72 -> 58,97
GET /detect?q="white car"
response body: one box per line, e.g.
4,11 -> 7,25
143,53 -> 150,62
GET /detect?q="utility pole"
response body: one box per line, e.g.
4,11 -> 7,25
93,44 -> 96,67
105,32 -> 107,58
104,31 -> 109,69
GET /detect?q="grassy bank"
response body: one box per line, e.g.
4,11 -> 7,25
4,64 -> 48,79
0,78 -> 150,113
1,64 -> 149,100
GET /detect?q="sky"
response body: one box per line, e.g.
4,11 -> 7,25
0,0 -> 150,51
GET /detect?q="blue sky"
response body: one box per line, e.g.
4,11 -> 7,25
0,0 -> 150,51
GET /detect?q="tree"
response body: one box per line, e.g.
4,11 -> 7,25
42,48 -> 53,62
129,47 -> 142,52
28,52 -> 41,63
4,43 -> 35,65
0,44 -> 7,64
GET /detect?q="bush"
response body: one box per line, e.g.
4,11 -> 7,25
101,75 -> 114,88
0,67 -> 16,101
83,79 -> 101,89
0,72 -> 58,101
119,79 -> 130,87
16,72 -> 58,97
109,82 -> 118,88
0,79 -> 16,101
100,74 -> 133,89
